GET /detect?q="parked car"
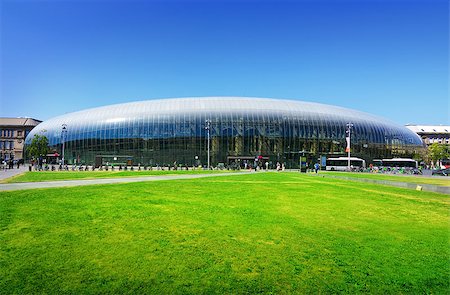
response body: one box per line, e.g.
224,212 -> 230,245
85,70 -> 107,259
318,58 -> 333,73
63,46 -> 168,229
432,168 -> 450,176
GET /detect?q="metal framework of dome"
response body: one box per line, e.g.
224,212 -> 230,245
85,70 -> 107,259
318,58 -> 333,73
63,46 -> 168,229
25,97 -> 423,167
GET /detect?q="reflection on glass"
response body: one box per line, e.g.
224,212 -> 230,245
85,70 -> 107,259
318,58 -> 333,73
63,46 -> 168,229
25,97 -> 424,167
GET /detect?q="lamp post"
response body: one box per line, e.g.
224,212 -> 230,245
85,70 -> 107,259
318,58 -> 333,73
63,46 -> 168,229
300,150 -> 306,173
346,123 -> 353,171
61,124 -> 67,166
205,119 -> 211,169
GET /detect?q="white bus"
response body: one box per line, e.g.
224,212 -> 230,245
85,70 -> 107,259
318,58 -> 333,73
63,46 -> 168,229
326,157 -> 366,171
378,158 -> 418,169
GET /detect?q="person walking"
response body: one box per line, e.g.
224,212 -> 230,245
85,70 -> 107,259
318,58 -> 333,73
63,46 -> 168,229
314,163 -> 320,174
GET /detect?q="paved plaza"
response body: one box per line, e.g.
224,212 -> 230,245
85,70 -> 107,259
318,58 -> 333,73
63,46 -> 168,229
0,171 -> 250,191
0,166 -> 28,181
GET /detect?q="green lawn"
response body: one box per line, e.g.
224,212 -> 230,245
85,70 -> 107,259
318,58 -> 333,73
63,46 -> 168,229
1,169 -> 237,184
1,173 -> 448,293
322,171 -> 450,186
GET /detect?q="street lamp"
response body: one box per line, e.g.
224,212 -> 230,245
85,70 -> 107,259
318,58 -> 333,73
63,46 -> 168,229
205,119 -> 211,169
299,150 -> 306,173
61,124 -> 67,166
346,123 -> 354,171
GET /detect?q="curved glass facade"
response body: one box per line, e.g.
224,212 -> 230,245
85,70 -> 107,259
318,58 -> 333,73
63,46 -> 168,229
25,97 -> 424,167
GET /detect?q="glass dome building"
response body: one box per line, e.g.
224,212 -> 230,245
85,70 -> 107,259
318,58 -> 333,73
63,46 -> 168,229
25,97 -> 423,167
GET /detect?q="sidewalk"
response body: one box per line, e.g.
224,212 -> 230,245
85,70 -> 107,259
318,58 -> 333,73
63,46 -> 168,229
0,171 -> 250,191
320,174 -> 450,195
0,166 -> 28,181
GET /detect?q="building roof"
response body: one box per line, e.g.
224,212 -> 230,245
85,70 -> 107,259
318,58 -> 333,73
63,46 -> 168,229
0,117 -> 42,127
26,97 -> 423,147
37,96 -> 402,125
405,125 -> 450,134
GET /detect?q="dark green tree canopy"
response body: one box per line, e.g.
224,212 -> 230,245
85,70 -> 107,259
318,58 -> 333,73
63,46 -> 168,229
27,134 -> 49,159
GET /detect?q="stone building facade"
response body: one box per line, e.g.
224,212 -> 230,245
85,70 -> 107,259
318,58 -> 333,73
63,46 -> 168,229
405,125 -> 450,145
0,117 -> 42,161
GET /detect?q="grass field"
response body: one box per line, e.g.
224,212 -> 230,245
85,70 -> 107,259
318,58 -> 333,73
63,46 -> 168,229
1,169 -> 237,184
322,171 -> 450,186
4,169 -> 449,188
1,173 -> 448,293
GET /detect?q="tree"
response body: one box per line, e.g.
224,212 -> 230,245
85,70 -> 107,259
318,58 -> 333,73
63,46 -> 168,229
427,143 -> 450,166
27,134 -> 49,160
412,148 -> 428,164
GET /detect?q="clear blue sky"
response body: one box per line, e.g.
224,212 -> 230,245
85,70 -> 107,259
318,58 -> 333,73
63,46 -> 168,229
1,0 -> 448,125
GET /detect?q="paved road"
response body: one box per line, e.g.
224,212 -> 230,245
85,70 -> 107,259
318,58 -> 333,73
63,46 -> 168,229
0,172 -> 250,191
